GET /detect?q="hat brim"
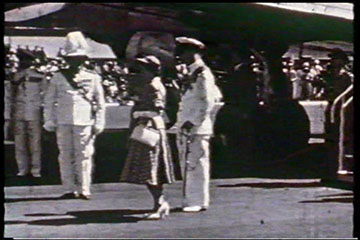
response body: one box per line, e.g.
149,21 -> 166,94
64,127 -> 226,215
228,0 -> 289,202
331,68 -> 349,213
64,53 -> 88,57
135,58 -> 149,64
64,49 -> 88,57
175,37 -> 205,49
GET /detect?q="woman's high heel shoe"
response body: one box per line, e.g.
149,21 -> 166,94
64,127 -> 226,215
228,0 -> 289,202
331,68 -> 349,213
144,201 -> 170,220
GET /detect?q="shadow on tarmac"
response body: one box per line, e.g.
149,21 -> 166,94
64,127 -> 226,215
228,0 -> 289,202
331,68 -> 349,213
5,197 -> 71,203
315,192 -> 353,198
217,181 -> 322,188
6,209 -> 150,225
5,207 -> 186,226
216,180 -> 352,190
4,220 -> 29,225
25,213 -> 65,217
5,208 -> 187,226
299,196 -> 353,204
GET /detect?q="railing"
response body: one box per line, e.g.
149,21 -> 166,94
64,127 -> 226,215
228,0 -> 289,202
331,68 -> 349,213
337,96 -> 353,174
329,83 -> 353,175
330,84 -> 353,123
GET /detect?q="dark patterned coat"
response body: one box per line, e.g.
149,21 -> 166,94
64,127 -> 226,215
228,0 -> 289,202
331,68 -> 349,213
120,77 -> 175,185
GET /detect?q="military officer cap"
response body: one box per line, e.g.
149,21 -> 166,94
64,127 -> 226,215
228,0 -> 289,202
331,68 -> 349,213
175,36 -> 206,56
175,37 -> 205,49
63,31 -> 89,58
136,55 -> 161,74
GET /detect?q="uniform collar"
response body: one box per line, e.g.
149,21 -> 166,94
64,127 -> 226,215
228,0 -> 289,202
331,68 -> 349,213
188,57 -> 206,75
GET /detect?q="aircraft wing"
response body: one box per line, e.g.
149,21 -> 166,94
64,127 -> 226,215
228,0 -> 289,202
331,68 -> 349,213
254,3 -> 353,20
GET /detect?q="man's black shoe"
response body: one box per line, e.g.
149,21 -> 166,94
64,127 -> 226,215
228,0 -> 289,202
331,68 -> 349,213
78,194 -> 90,200
59,192 -> 78,199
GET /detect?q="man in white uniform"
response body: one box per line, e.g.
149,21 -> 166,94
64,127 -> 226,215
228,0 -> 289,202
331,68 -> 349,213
175,37 -> 223,212
43,31 -> 106,199
13,49 -> 47,177
4,47 -> 18,143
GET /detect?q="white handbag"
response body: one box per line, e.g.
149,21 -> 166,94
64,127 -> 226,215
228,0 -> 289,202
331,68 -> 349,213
130,124 -> 160,147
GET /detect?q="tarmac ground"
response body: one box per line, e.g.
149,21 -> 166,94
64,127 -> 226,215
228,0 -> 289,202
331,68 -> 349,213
4,178 -> 354,238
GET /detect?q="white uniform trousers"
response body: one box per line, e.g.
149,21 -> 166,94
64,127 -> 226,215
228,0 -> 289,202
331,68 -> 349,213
56,125 -> 95,196
4,120 -> 11,141
14,120 -> 42,175
177,133 -> 211,208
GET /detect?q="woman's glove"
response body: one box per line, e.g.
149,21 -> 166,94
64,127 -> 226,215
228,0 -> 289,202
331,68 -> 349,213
92,124 -> 104,135
43,121 -> 56,132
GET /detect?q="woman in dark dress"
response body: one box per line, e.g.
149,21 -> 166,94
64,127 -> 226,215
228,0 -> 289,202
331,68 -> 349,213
120,56 -> 175,219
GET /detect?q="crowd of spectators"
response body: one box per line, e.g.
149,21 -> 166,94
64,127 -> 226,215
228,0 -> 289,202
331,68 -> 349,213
6,44 -> 353,105
5,45 -> 135,105
282,56 -> 353,101
97,60 -> 132,104
5,46 -> 19,80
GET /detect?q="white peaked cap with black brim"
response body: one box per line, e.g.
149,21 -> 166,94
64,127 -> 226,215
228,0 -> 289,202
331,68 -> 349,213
175,37 -> 206,50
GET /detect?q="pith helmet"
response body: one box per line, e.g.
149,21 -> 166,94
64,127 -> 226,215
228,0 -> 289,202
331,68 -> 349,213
63,31 -> 89,57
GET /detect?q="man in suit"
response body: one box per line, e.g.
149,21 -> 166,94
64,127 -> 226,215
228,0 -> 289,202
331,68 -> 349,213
43,31 -> 106,199
175,37 -> 223,212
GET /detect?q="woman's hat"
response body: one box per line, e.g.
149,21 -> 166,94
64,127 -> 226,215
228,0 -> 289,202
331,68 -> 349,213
136,55 -> 161,73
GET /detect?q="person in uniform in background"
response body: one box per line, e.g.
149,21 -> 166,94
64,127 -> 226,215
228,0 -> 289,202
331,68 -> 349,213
312,59 -> 326,99
174,37 -> 223,212
283,59 -> 301,100
325,48 -> 353,101
43,31 -> 106,199
4,47 -> 19,143
301,61 -> 314,100
12,48 -> 48,178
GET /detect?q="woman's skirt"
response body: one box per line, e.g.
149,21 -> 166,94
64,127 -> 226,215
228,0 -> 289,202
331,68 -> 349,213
120,129 -> 175,185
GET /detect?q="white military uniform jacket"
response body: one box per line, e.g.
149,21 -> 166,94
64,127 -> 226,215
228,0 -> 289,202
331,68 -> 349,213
13,68 -> 47,121
44,67 -> 105,128
176,58 -> 223,135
